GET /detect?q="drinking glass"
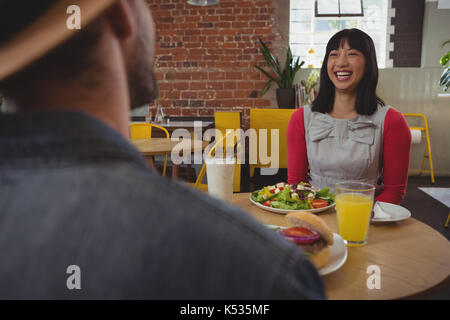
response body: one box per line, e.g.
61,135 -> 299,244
335,182 -> 375,247
205,157 -> 235,202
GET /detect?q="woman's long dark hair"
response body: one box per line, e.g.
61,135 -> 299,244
311,28 -> 385,115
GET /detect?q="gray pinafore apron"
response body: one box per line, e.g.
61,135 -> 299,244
303,104 -> 391,193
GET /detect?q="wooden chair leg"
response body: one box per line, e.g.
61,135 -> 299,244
249,165 -> 255,178
146,156 -> 157,169
162,154 -> 168,177
186,164 -> 193,182
172,164 -> 180,179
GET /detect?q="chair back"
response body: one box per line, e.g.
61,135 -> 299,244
129,123 -> 170,140
129,123 -> 152,140
129,123 -> 170,176
249,108 -> 296,175
214,112 -> 241,192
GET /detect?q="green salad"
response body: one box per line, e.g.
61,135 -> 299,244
251,182 -> 335,210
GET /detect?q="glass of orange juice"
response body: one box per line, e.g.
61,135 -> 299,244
335,182 -> 375,247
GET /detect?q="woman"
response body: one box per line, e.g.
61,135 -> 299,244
287,29 -> 411,204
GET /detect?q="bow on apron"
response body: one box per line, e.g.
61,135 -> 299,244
308,113 -> 376,145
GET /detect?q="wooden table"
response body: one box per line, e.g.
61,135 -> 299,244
232,193 -> 450,300
159,120 -> 214,131
131,138 -> 209,178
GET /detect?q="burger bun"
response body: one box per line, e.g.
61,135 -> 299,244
310,246 -> 330,269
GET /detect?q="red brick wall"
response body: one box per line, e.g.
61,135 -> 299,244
147,0 -> 281,128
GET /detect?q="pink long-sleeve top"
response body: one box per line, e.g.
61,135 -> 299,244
287,107 -> 411,204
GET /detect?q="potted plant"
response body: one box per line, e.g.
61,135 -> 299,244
255,37 -> 304,108
439,40 -> 450,92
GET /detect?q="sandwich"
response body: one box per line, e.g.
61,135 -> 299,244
279,212 -> 334,269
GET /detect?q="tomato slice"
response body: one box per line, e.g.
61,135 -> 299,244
312,199 -> 328,208
282,227 -> 316,238
262,200 -> 273,207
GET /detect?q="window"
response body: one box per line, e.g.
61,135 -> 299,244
316,0 -> 364,17
290,0 -> 390,68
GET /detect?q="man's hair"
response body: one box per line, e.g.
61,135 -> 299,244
0,0 -> 102,96
312,28 -> 385,116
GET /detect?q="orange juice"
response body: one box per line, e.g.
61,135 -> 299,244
336,193 -> 373,246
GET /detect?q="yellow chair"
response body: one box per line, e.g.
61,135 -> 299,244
402,113 -> 435,184
191,129 -> 237,192
214,111 -> 241,192
445,211 -> 450,228
129,123 -> 170,176
249,108 -> 296,177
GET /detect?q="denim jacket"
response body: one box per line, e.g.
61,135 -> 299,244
0,110 -> 325,299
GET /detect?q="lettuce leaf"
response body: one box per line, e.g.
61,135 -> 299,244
251,191 -> 265,203
270,200 -> 311,210
251,190 -> 277,203
316,187 -> 330,197
277,186 -> 291,202
316,187 -> 335,204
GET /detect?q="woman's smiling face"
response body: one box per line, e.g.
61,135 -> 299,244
327,39 -> 366,95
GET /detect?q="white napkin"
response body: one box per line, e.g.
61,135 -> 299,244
373,202 -> 391,219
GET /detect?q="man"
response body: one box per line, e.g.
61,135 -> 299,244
0,0 -> 325,299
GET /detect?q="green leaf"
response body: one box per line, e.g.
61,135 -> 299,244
283,48 -> 293,86
254,38 -> 306,94
255,65 -> 280,86
290,58 -> 301,87
439,67 -> 450,87
251,190 -> 277,203
440,52 -> 450,67
261,80 -> 272,96
316,187 -> 330,197
277,186 -> 292,202
258,38 -> 281,77
270,200 -> 311,210
440,74 -> 450,86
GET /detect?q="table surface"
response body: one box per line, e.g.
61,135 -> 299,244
232,193 -> 450,300
130,138 -> 209,156
158,120 -> 214,128
130,120 -> 214,131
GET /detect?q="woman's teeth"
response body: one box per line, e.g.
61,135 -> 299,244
335,72 -> 352,80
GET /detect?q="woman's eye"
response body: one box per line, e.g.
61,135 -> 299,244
329,52 -> 338,57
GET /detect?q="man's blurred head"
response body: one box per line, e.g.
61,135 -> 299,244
124,0 -> 159,108
0,0 -> 158,109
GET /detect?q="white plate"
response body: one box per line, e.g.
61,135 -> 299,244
250,194 -> 335,215
371,201 -> 411,223
319,233 -> 347,276
265,225 -> 347,276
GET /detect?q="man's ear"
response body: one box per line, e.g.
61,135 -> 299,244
105,0 -> 135,39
